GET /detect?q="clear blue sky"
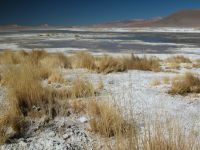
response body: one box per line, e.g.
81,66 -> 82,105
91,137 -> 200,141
0,0 -> 200,25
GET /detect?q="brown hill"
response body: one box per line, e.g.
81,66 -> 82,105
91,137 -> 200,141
91,9 -> 200,28
155,9 -> 200,27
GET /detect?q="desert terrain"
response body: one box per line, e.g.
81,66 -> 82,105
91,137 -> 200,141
0,26 -> 199,150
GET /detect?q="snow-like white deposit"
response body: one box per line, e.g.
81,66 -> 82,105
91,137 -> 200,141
65,27 -> 200,33
0,43 -> 19,50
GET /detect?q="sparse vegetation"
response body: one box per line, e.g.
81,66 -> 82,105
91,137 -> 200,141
193,59 -> 200,68
142,122 -> 199,150
71,52 -> 96,70
0,50 -> 199,149
40,52 -> 71,69
165,55 -> 192,70
150,80 -> 161,86
87,99 -> 137,138
70,52 -> 161,73
96,55 -> 126,73
162,76 -> 170,84
0,50 -> 20,64
48,72 -> 65,84
169,72 -> 200,95
70,78 -> 95,98
166,55 -> 191,64
123,54 -> 161,72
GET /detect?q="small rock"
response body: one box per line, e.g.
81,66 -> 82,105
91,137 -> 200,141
48,131 -> 56,137
63,133 -> 70,140
19,141 -> 27,147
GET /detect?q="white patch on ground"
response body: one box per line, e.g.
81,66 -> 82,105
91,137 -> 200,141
65,27 -> 200,33
42,47 -> 89,53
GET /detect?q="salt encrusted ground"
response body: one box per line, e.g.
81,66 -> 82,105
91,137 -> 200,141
1,58 -> 200,149
1,28 -> 200,148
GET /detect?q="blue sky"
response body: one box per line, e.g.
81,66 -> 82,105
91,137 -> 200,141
0,0 -> 200,25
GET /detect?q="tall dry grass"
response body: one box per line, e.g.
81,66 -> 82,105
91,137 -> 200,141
70,52 -> 161,73
87,100 -> 137,138
40,52 -> 71,69
2,65 -> 51,116
0,50 -> 199,149
169,72 -> 200,95
96,55 -> 126,74
0,50 -> 20,64
0,110 -> 24,144
123,54 -> 161,72
0,50 -> 71,70
142,121 -> 199,150
71,52 -> 96,70
165,55 -> 192,70
166,55 -> 191,64
86,99 -> 200,150
48,72 -> 65,84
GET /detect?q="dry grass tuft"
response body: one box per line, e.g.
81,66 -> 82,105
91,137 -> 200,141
169,72 -> 200,95
48,72 -> 65,84
49,78 -> 96,99
150,80 -> 161,86
96,55 -> 126,74
162,76 -> 170,84
71,52 -> 96,70
3,66 -> 49,116
70,99 -> 86,114
165,56 -> 192,70
142,122 -> 199,150
193,59 -> 200,68
167,62 -> 180,70
166,55 -> 191,64
40,53 -> 71,69
96,80 -> 104,91
0,109 -> 25,144
0,50 -> 20,64
123,54 -> 161,72
71,78 -> 95,98
87,100 -> 137,138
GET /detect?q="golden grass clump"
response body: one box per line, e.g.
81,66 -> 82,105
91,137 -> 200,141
123,54 -> 161,72
0,109 -> 25,144
49,78 -> 95,99
2,66 -> 49,116
40,53 -> 71,69
96,55 -> 126,74
169,72 -> 200,95
70,99 -> 86,114
162,76 -> 170,84
48,72 -> 65,84
71,52 -> 96,70
96,80 -> 104,91
71,78 -> 95,98
0,50 -> 20,64
166,55 -> 192,64
193,59 -> 200,68
150,80 -> 161,86
142,122 -> 199,150
87,100 -> 137,138
165,55 -> 192,70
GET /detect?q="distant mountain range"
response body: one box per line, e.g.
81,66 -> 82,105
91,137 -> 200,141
90,9 -> 200,28
1,9 -> 200,30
